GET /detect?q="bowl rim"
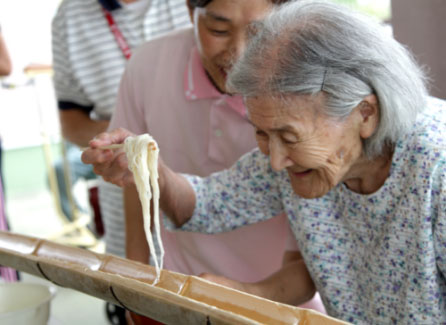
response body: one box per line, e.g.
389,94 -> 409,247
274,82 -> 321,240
0,282 -> 57,318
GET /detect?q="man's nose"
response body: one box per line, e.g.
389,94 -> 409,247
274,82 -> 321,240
228,32 -> 246,62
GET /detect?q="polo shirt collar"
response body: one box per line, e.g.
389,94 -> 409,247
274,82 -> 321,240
184,47 -> 247,118
98,0 -> 121,11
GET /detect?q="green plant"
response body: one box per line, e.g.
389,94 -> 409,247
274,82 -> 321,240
331,0 -> 391,21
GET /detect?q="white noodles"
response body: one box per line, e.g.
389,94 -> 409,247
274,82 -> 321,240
124,134 -> 164,284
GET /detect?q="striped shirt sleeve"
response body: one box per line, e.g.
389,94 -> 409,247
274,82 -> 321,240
52,4 -> 94,111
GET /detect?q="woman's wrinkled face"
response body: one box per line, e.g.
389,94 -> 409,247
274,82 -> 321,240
247,94 -> 366,198
190,0 -> 272,94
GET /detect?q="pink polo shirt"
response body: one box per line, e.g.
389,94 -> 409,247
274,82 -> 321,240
110,28 -> 324,312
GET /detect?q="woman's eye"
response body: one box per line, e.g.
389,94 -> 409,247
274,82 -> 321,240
281,134 -> 299,144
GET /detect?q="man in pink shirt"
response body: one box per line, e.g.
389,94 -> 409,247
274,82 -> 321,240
112,27 -> 295,283
84,0 -> 325,321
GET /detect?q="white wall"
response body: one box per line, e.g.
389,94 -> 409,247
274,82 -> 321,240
391,0 -> 446,100
0,0 -> 61,149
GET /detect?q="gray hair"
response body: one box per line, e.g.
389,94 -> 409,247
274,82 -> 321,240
228,0 -> 428,158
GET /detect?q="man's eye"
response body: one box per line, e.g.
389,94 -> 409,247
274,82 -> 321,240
210,29 -> 228,36
255,130 -> 268,138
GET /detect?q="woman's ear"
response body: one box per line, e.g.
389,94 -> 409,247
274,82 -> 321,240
358,94 -> 379,139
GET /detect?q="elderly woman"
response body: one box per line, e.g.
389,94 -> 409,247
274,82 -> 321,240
84,0 -> 446,323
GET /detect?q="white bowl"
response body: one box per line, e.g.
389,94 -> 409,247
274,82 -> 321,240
0,282 -> 56,325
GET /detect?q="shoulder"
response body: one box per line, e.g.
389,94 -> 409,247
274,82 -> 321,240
133,28 -> 194,58
128,28 -> 194,74
53,0 -> 103,33
399,97 -> 446,151
417,97 -> 446,142
394,97 -> 446,189
165,0 -> 190,11
54,0 -> 101,21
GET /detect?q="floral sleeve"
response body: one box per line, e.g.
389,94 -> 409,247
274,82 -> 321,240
178,149 -> 286,234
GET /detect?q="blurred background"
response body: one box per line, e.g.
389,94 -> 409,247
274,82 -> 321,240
0,0 -> 444,324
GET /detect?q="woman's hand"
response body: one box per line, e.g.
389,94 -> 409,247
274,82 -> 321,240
200,258 -> 316,306
199,272 -> 252,294
81,127 -> 135,187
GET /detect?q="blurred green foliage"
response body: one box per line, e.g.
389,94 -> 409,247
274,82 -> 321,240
331,0 -> 391,21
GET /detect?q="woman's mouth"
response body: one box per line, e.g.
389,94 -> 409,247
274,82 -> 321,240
292,169 -> 313,178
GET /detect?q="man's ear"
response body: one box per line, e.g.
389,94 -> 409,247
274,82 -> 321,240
187,0 -> 195,23
358,94 -> 379,139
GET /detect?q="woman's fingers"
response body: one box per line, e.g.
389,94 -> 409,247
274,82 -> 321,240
81,128 -> 136,187
95,152 -> 128,184
97,152 -> 134,187
89,127 -> 133,148
81,147 -> 114,165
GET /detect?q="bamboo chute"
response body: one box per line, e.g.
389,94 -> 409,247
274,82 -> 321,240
0,231 -> 348,324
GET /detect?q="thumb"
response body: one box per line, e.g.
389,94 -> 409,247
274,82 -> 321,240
89,128 -> 134,148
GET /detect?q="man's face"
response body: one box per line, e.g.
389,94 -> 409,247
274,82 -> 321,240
190,0 -> 272,93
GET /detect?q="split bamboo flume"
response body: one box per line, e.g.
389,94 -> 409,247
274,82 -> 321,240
0,231 -> 348,325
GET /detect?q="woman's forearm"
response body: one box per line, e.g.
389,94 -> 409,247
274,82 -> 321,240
245,259 -> 316,306
158,160 -> 196,227
200,258 -> 316,306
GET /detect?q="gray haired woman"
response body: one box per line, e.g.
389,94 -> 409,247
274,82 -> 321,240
83,0 -> 446,323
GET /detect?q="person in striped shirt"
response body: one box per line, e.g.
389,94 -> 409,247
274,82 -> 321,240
52,1 -> 190,323
52,0 -> 190,254
0,23 -> 18,284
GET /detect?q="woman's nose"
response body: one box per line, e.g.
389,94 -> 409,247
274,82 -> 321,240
269,141 -> 292,171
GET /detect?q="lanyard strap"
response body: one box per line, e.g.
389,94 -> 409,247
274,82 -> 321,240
102,8 -> 132,60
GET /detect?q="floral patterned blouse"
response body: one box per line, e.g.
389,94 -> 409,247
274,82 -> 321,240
169,97 -> 446,324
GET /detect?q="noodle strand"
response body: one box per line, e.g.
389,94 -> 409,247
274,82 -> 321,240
124,134 -> 163,284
